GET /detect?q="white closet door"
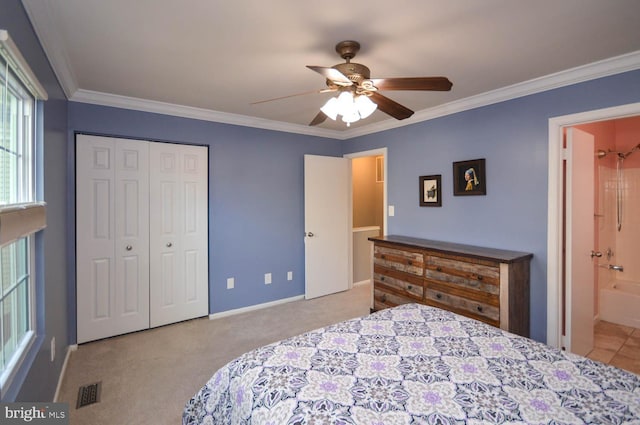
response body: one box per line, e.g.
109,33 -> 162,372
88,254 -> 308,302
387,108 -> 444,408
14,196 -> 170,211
76,135 -> 150,343
149,143 -> 209,327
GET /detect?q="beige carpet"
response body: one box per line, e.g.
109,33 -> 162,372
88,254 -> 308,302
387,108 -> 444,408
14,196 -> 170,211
57,283 -> 371,424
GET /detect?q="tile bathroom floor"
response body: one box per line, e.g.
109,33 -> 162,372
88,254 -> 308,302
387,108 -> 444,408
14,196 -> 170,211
586,320 -> 640,375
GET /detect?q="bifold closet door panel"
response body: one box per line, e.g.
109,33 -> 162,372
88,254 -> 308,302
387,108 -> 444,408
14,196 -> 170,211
76,135 -> 150,344
149,143 -> 209,327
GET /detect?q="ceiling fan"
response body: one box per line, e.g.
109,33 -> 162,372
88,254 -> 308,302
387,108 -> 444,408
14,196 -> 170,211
254,40 -> 452,127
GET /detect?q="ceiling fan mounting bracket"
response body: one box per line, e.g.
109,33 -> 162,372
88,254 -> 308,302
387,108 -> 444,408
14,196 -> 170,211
331,41 -> 371,85
335,40 -> 360,61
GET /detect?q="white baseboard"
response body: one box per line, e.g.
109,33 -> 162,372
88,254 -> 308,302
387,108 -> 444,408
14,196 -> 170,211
53,344 -> 77,402
209,295 -> 305,320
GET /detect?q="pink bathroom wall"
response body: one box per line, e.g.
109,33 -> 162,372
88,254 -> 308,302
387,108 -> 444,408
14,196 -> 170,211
615,116 -> 640,168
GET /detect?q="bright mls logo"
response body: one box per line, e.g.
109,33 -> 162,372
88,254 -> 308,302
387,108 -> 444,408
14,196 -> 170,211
1,403 -> 68,424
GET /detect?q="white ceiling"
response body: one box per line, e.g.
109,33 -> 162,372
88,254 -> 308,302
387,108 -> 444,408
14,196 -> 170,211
22,0 -> 640,139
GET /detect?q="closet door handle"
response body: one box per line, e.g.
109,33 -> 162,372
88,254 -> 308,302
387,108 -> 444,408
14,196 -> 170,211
166,242 -> 173,248
125,245 -> 132,251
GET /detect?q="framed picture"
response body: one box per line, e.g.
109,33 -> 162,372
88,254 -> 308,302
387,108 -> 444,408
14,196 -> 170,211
419,174 -> 442,207
453,158 -> 486,196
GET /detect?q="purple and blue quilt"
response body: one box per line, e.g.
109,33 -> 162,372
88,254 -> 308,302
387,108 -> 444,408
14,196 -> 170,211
183,303 -> 640,424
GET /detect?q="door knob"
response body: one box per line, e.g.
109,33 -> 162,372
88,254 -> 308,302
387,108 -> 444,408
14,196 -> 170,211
306,232 -> 314,237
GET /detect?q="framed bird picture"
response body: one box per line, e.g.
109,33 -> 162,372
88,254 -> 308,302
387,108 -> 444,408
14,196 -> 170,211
453,158 -> 486,196
419,174 -> 442,207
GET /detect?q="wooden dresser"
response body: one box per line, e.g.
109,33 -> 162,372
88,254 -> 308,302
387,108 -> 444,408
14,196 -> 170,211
369,235 -> 533,337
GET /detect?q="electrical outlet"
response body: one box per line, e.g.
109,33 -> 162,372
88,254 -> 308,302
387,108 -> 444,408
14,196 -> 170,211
265,273 -> 272,284
51,337 -> 56,362
287,271 -> 293,281
226,277 -> 234,289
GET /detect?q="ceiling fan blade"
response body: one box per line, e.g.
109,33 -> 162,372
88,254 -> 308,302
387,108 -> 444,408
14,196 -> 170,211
369,92 -> 414,120
309,111 -> 328,126
307,66 -> 353,86
251,88 -> 336,105
369,77 -> 452,91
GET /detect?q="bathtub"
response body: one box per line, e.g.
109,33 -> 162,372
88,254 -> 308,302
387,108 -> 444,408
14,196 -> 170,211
600,280 -> 640,328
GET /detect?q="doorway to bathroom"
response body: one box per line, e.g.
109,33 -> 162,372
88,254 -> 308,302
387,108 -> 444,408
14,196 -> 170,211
547,102 -> 640,356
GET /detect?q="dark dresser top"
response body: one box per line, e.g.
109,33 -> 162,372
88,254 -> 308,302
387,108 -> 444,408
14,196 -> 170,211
369,235 -> 533,264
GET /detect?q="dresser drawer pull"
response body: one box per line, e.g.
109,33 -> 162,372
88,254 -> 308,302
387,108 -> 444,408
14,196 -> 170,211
477,306 -> 483,312
476,275 -> 483,281
380,276 -> 385,281
407,284 -> 413,290
381,254 -> 386,259
407,260 -> 413,265
436,267 -> 442,272
436,293 -> 442,300
381,294 -> 387,303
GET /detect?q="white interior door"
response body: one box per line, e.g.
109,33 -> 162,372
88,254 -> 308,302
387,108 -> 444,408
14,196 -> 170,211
149,143 -> 209,327
304,154 -> 351,299
76,135 -> 150,344
566,128 -> 595,356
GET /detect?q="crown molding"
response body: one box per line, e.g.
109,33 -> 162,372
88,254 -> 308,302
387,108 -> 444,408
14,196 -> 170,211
342,50 -> 640,139
70,89 -> 347,139
22,0 -> 80,98
67,48 -> 640,140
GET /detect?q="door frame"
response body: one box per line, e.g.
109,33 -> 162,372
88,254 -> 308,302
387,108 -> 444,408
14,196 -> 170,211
344,147 -> 388,287
546,102 -> 640,348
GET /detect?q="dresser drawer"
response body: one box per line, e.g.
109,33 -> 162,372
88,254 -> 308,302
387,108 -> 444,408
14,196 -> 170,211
374,245 -> 424,276
373,268 -> 424,299
425,287 -> 499,324
425,254 -> 499,295
373,287 -> 417,311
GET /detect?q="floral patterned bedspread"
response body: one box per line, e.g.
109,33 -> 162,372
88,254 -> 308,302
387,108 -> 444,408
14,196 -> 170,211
183,303 -> 640,424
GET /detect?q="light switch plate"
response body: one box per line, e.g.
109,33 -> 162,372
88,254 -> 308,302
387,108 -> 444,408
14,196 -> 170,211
388,205 -> 395,216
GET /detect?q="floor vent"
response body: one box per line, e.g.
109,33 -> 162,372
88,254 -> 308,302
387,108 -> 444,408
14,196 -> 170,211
76,381 -> 101,408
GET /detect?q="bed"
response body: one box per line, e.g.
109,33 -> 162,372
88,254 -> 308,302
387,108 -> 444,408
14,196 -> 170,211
183,303 -> 640,424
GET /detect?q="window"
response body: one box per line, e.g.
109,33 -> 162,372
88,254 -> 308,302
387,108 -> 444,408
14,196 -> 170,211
0,29 -> 47,398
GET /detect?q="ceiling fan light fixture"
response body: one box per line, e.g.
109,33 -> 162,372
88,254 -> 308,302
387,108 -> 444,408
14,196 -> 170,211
319,90 -> 378,126
341,110 -> 360,126
320,97 -> 339,120
355,94 -> 377,119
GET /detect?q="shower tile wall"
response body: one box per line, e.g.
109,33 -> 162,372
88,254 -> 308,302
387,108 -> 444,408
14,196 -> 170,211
597,165 -> 614,295
598,165 -> 640,286
618,167 -> 640,281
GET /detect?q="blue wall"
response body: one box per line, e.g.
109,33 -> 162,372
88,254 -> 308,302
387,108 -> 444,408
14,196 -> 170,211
1,0 -> 69,401
67,103 -> 343,343
344,70 -> 640,342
